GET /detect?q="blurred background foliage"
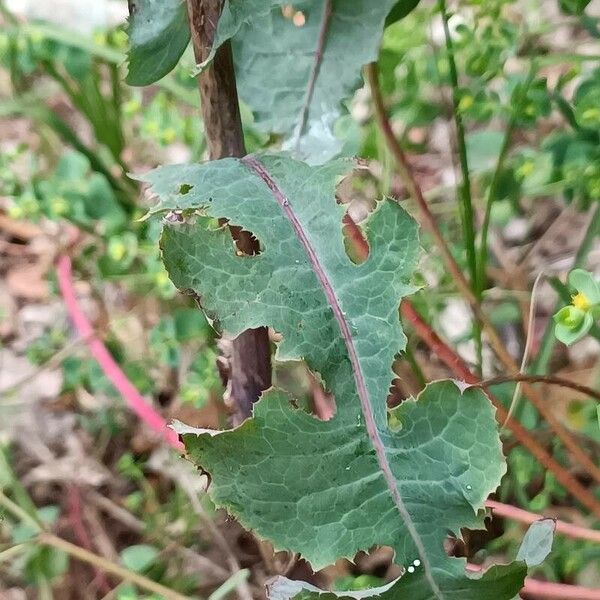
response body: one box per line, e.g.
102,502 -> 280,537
0,0 -> 599,597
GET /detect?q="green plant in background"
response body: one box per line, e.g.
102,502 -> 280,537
554,269 -> 600,345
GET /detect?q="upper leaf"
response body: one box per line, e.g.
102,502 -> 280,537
126,0 -> 190,86
141,154 -> 523,599
200,1 -> 419,163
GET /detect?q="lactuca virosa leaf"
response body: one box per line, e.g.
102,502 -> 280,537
141,154 -> 524,599
126,0 -> 190,86
198,1 -> 420,164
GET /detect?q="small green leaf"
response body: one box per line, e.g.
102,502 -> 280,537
385,0 -> 421,26
126,0 -> 190,86
465,131 -> 504,172
554,310 -> 593,345
568,269 -> 600,304
120,544 -> 159,572
559,0 -> 591,15
555,305 -> 586,330
516,519 -> 555,567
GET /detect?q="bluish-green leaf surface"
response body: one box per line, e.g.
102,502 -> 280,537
141,154 -> 524,599
201,1 -> 419,163
126,0 -> 190,86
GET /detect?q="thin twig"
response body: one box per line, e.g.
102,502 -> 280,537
467,563 -> 600,599
56,255 -> 183,450
366,60 -> 600,486
476,374 -> 600,403
0,336 -> 86,398
476,64 -> 537,301
67,484 -> 111,594
0,542 -> 32,564
178,472 -> 254,600
437,0 -> 480,368
86,489 -> 231,582
38,533 -> 189,600
0,489 -> 43,531
502,271 -> 544,429
486,500 -> 600,544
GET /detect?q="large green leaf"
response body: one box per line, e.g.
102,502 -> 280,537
199,1 -> 419,163
141,154 -> 523,599
126,0 -> 190,86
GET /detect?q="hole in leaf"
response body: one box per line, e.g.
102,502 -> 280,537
179,183 -> 194,195
281,4 -> 306,26
229,225 -> 263,256
292,11 -> 306,26
274,359 -> 336,421
348,546 -> 400,581
342,213 -> 369,264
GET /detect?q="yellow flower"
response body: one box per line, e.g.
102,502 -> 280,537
571,291 -> 591,311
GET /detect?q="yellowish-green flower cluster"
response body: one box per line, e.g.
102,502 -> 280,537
554,269 -> 600,345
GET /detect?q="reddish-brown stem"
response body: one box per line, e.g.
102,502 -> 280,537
400,300 -> 600,518
366,61 -> 600,485
520,579 -> 600,599
476,375 -> 600,403
467,564 -> 600,599
185,0 -> 271,424
486,500 -> 600,544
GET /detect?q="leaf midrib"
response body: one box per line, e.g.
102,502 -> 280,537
240,154 -> 444,599
289,0 -> 333,149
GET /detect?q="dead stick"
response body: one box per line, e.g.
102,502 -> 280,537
185,0 -> 271,425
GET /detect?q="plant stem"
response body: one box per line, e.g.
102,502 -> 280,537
367,60 -> 600,487
476,65 -> 536,301
486,500 -> 600,544
404,344 -> 427,389
0,542 -> 32,563
438,0 -> 481,369
38,533 -> 189,600
476,374 -> 600,403
184,0 -> 271,425
0,489 -> 43,531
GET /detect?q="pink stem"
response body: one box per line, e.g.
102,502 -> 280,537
521,578 -> 600,599
486,500 -> 600,544
56,255 -> 182,450
467,564 -> 600,599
